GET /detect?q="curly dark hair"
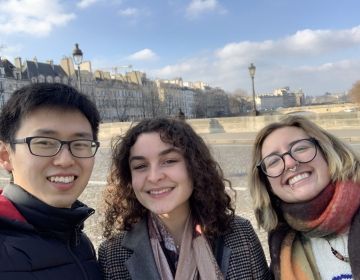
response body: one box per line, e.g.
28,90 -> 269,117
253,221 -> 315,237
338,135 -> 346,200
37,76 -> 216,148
103,118 -> 235,240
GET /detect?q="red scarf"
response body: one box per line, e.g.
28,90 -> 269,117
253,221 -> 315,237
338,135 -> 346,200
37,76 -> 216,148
269,181 -> 360,279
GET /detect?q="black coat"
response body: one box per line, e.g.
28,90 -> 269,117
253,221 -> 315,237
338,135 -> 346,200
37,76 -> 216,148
0,184 -> 103,280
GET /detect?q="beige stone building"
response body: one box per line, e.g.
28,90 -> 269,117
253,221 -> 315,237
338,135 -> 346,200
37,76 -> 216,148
0,56 -> 239,120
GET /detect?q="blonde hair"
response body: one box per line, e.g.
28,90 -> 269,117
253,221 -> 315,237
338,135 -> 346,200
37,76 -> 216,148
249,115 -> 360,232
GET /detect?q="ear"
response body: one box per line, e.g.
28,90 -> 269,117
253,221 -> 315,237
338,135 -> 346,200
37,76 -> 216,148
0,141 -> 14,172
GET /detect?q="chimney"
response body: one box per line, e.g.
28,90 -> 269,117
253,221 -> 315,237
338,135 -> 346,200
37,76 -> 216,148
47,59 -> 54,70
14,57 -> 22,69
33,56 -> 38,68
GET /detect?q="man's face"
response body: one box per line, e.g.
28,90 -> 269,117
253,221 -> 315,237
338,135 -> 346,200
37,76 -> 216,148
0,107 -> 95,208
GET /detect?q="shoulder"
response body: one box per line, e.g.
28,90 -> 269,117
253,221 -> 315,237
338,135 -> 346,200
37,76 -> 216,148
225,215 -> 255,240
222,216 -> 271,279
230,215 -> 253,229
99,231 -> 128,257
222,215 -> 259,250
98,232 -> 132,279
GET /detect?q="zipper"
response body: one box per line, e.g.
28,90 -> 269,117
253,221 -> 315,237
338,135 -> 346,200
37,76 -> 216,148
66,207 -> 95,279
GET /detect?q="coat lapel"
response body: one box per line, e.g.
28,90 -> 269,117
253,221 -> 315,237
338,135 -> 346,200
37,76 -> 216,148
214,235 -> 232,279
219,244 -> 231,278
122,219 -> 160,280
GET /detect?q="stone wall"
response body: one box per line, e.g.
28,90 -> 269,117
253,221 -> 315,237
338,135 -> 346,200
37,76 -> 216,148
99,112 -> 360,140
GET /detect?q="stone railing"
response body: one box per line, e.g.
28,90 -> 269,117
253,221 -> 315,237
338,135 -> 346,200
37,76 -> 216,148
99,112 -> 360,140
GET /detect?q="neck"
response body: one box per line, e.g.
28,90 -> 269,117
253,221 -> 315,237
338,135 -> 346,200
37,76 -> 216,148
158,207 -> 190,245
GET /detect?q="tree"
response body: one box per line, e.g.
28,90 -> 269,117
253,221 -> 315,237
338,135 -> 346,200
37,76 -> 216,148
349,80 -> 360,103
232,88 -> 248,97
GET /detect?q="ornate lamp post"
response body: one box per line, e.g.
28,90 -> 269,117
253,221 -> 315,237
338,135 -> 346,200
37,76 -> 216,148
248,63 -> 257,116
72,43 -> 83,91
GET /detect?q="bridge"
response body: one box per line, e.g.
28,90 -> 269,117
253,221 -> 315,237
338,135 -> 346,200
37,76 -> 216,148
99,107 -> 360,144
278,102 -> 359,114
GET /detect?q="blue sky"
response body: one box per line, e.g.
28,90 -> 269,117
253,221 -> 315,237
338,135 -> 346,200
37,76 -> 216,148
1,0 -> 360,96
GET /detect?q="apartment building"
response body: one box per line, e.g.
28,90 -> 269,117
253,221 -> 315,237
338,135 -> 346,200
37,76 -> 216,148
0,56 -> 241,120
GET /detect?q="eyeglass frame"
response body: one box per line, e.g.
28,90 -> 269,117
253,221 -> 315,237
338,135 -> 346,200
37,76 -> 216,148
257,138 -> 318,178
11,136 -> 100,158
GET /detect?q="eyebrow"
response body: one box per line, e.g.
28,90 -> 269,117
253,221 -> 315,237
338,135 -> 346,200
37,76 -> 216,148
129,147 -> 181,163
263,138 -> 306,158
32,129 -> 93,139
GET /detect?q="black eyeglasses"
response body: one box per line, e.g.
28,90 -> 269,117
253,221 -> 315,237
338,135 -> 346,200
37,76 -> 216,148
257,138 -> 318,178
11,136 -> 100,158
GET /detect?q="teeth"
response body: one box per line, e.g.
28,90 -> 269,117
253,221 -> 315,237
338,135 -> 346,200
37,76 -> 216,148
49,176 -> 75,184
289,173 -> 309,185
148,188 -> 172,195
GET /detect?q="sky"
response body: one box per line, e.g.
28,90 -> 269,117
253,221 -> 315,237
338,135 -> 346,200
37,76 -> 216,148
1,0 -> 360,96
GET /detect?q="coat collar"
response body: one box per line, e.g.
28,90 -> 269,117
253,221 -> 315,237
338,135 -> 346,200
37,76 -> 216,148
2,184 -> 94,232
122,218 -> 161,280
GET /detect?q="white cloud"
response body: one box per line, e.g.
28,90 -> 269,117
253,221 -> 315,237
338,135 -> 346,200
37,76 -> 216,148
186,0 -> 226,18
0,0 -> 75,37
216,26 -> 360,62
127,49 -> 157,61
150,25 -> 360,95
0,43 -> 24,61
152,56 -> 209,78
118,7 -> 139,17
77,0 -> 100,9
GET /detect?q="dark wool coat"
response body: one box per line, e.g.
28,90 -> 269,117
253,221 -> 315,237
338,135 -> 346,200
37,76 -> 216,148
99,215 -> 271,280
0,184 -> 103,280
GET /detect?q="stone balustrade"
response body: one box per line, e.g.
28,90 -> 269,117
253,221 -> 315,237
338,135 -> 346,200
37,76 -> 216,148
98,111 -> 360,141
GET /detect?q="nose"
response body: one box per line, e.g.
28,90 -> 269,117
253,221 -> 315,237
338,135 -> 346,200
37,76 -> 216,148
52,144 -> 75,166
283,153 -> 299,171
147,165 -> 165,183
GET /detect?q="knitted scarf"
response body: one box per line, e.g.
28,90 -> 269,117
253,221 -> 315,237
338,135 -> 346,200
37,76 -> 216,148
148,213 -> 223,280
269,181 -> 360,280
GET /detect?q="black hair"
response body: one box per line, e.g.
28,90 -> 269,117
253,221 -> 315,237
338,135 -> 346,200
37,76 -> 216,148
0,83 -> 100,143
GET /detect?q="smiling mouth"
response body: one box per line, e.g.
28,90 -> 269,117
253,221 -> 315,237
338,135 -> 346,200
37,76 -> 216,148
288,172 -> 310,185
147,187 -> 173,195
48,176 -> 76,184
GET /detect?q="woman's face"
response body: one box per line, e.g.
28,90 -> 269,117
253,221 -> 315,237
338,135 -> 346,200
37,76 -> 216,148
129,132 -> 193,221
261,126 -> 331,203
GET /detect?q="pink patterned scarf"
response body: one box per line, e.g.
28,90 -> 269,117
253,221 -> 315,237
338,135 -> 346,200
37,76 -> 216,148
148,213 -> 224,280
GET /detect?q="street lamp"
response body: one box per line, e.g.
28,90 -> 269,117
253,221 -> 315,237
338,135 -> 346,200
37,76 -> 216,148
248,62 -> 257,116
72,43 -> 83,91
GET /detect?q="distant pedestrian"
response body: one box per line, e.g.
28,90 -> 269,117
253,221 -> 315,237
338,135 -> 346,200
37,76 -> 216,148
99,117 -> 270,279
249,115 -> 360,279
177,108 -> 185,120
0,83 -> 102,280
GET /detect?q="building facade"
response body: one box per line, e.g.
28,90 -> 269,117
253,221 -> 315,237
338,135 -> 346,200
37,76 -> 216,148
0,56 -> 252,120
259,87 -> 305,111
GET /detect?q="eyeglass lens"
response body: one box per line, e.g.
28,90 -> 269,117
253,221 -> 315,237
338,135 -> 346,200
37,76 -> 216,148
260,139 -> 317,177
29,137 -> 97,158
